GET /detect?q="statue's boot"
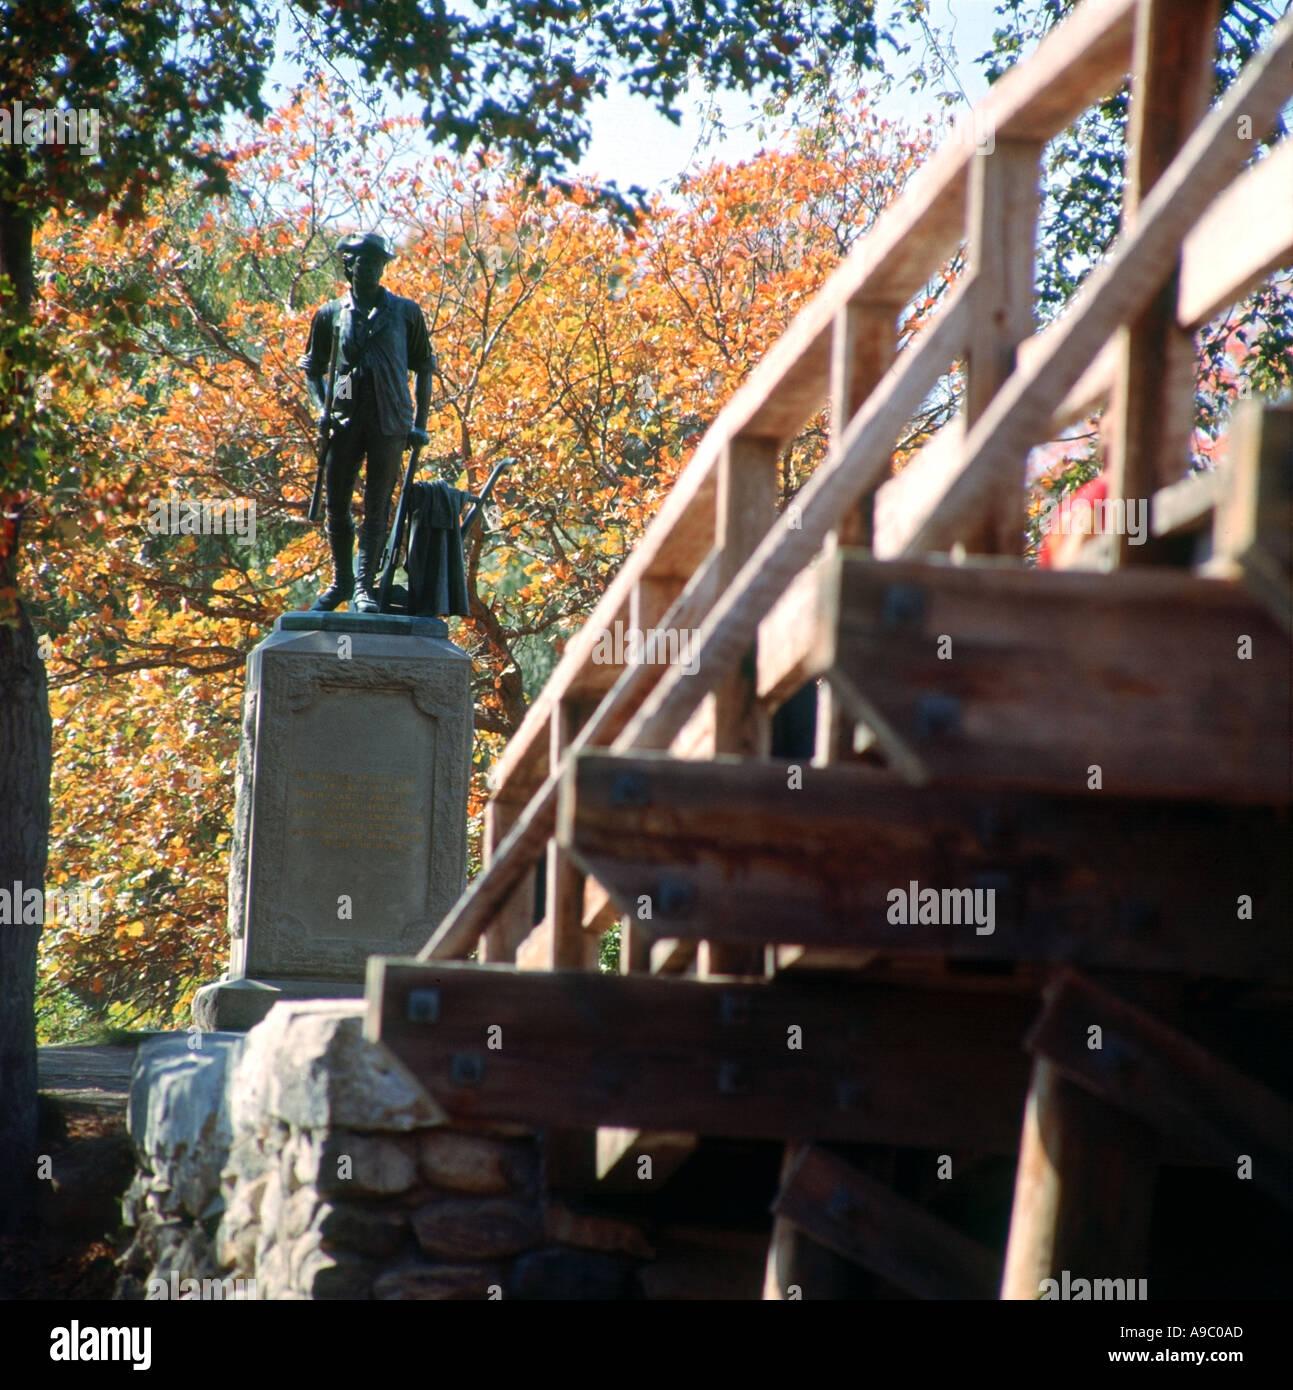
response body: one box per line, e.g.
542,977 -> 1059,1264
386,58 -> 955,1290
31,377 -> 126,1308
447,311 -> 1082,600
353,523 -> 385,613
310,522 -> 354,611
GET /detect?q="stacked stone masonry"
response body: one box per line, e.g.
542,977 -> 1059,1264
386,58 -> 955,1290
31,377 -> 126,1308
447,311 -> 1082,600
117,1001 -> 655,1299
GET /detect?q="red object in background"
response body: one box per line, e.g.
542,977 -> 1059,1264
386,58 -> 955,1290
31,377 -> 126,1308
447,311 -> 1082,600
1038,471 -> 1109,568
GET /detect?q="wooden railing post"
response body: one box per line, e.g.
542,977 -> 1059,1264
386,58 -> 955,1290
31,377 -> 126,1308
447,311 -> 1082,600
1108,0 -> 1220,567
828,300 -> 903,545
544,701 -> 594,970
622,574 -> 684,975
965,137 -> 1042,555
703,434 -> 780,976
816,299 -> 902,764
712,435 -> 780,752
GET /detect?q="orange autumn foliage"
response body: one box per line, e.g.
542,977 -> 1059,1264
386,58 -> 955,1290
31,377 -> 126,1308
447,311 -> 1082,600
25,86 -> 939,1025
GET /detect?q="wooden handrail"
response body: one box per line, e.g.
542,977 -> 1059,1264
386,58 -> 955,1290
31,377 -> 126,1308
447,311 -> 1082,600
428,0 -> 1293,964
487,0 -> 1142,802
896,17 -> 1293,554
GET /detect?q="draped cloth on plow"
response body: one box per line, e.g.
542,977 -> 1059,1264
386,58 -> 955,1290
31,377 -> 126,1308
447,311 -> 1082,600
405,480 -> 471,618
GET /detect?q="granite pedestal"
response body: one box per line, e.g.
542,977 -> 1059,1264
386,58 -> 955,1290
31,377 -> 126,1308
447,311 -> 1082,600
194,611 -> 472,1030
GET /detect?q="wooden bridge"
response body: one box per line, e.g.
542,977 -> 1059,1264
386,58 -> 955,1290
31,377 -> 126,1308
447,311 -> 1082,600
367,0 -> 1293,1298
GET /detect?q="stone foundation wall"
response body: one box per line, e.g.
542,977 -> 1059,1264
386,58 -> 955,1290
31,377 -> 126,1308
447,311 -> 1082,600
118,1001 -> 653,1299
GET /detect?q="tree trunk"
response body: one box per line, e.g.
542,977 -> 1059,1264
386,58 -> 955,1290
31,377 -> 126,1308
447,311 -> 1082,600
0,202 -> 48,1236
0,539 -> 49,1235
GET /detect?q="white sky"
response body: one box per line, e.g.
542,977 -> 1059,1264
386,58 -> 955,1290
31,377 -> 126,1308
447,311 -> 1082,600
573,1 -> 1004,191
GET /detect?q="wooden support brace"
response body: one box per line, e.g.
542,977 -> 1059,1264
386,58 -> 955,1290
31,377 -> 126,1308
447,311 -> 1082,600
774,1144 -> 1003,1299
763,1143 -> 862,1300
1025,969 -> 1293,1211
580,877 -> 619,936
618,918 -> 651,974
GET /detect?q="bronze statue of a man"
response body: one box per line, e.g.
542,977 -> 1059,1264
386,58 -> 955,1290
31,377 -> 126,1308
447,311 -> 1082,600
301,232 -> 435,611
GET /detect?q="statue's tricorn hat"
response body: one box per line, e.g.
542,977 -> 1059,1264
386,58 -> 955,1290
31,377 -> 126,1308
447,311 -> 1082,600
337,232 -> 395,262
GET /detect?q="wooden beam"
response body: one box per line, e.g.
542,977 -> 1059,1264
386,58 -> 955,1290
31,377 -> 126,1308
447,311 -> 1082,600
985,0 -> 1138,143
1150,465 -> 1218,538
1025,969 -> 1293,1211
369,960 -> 1034,1150
670,696 -> 717,761
820,554 -> 1292,803
1107,0 -> 1220,564
559,753 -> 1292,984
883,406 -> 1217,565
896,15 -> 1293,554
1179,138 -> 1293,329
775,946 -> 878,974
1000,1055 -> 1159,1299
774,1145 -> 1002,1299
